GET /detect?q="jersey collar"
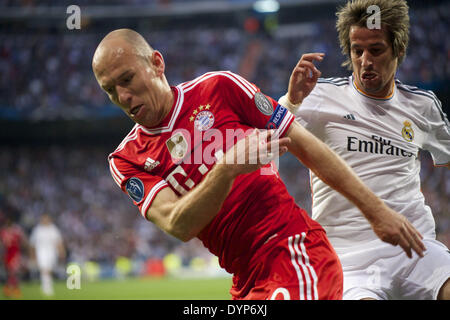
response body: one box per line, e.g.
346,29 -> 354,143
351,74 -> 395,101
138,86 -> 183,135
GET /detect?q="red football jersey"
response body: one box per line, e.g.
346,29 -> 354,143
108,71 -> 322,274
0,225 -> 25,270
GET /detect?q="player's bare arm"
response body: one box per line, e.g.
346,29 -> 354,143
146,168 -> 235,242
58,240 -> 66,262
286,121 -> 426,258
279,53 -> 324,110
147,129 -> 290,242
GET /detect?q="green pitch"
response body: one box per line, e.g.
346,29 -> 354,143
4,277 -> 232,300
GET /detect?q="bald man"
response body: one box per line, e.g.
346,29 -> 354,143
92,29 -> 425,300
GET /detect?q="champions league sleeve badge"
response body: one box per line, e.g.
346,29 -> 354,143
254,92 -> 274,116
126,177 -> 145,203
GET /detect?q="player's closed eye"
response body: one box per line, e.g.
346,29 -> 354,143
353,49 -> 363,57
370,48 -> 383,55
122,75 -> 133,85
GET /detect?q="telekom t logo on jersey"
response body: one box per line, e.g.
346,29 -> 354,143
163,128 -> 280,195
165,128 -> 280,166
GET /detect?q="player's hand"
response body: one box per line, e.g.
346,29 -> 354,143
369,206 -> 426,258
287,53 -> 324,105
218,129 -> 290,176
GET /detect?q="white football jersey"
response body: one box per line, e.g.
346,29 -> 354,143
30,224 -> 62,269
294,75 -> 450,252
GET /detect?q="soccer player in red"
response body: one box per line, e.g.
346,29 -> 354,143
0,216 -> 28,299
92,29 -> 425,300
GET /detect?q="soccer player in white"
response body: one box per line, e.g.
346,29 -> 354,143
279,0 -> 450,300
30,214 -> 66,296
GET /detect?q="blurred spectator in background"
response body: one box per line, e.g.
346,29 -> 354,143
0,213 -> 28,299
30,213 -> 65,296
0,3 -> 447,120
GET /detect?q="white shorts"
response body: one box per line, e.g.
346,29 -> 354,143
339,238 -> 450,300
36,249 -> 58,271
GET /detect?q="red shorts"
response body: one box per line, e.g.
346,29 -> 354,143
4,251 -> 21,272
231,229 -> 343,300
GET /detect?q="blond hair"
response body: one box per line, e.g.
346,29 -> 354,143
336,0 -> 410,70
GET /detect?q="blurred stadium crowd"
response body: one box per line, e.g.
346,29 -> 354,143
0,0 -> 449,283
0,3 -> 448,120
0,147 -> 448,281
0,0 -> 215,6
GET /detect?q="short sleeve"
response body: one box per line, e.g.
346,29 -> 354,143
109,156 -> 169,220
423,99 -> 450,166
293,85 -> 324,132
218,71 -> 295,138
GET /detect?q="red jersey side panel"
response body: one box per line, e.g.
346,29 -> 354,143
0,225 -> 25,271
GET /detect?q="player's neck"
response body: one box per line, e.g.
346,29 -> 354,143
165,92 -> 175,117
353,75 -> 395,100
157,87 -> 176,125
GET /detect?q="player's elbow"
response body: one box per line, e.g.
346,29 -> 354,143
148,202 -> 197,242
175,232 -> 195,242
165,212 -> 197,242
166,226 -> 196,242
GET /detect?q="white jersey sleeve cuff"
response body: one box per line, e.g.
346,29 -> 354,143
141,180 -> 169,220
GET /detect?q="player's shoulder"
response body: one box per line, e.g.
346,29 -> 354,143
313,76 -> 351,98
13,225 -> 24,235
395,79 -> 447,123
108,123 -> 158,186
317,76 -> 350,87
305,76 -> 350,103
108,123 -> 142,162
178,70 -> 257,98
395,79 -> 441,105
178,71 -> 227,92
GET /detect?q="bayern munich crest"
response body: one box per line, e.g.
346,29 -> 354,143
194,110 -> 215,131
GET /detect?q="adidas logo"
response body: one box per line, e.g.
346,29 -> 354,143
344,114 -> 356,120
144,157 -> 160,172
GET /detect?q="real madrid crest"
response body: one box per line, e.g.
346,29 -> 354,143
401,120 -> 414,142
190,104 -> 215,131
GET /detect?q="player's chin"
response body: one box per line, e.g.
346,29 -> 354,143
360,81 -> 382,94
134,117 -> 149,127
134,115 -> 156,128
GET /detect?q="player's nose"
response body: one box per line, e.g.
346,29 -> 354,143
116,86 -> 132,106
361,50 -> 373,68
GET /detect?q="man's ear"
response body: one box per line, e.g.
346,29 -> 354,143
398,48 -> 405,62
151,50 -> 165,76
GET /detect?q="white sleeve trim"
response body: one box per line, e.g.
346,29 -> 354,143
141,180 -> 169,220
